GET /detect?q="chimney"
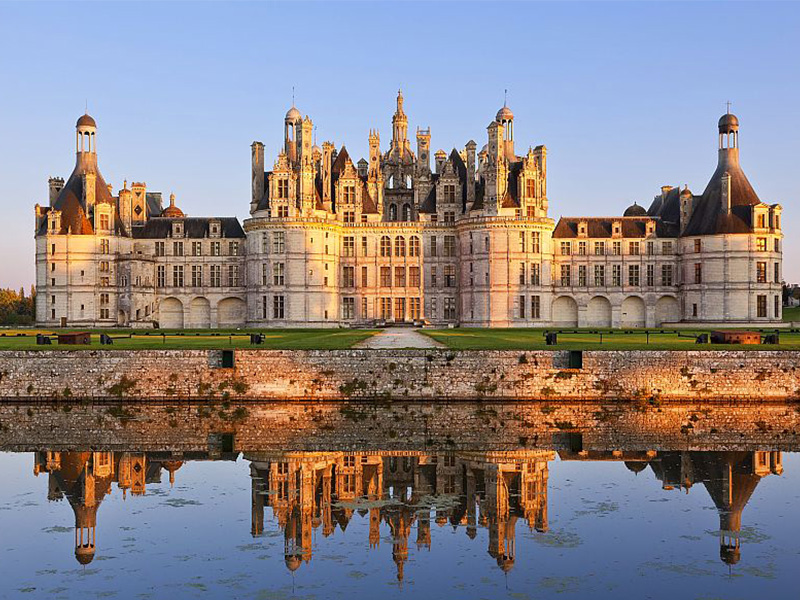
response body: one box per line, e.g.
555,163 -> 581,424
322,142 -> 334,208
720,171 -> 732,214
466,140 -> 476,207
251,141 -> 265,211
48,177 -> 64,206
434,149 -> 446,174
661,185 -> 673,200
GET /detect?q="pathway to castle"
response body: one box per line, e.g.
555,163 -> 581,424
356,327 -> 444,349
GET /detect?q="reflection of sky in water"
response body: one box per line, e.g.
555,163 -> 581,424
0,451 -> 798,600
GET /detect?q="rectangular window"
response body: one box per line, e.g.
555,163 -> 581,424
775,262 -> 780,284
531,295 -> 541,319
443,211 -> 455,223
211,241 -> 221,256
519,262 -> 526,285
628,264 -> 640,286
775,295 -> 780,319
661,264 -> 674,286
229,241 -> 239,256
429,236 -> 437,257
343,266 -> 355,288
361,266 -> 368,287
273,263 -> 285,286
343,185 -> 355,203
273,295 -> 285,319
173,241 -> 184,257
262,295 -> 268,319
662,241 -> 673,254
262,263 -> 268,286
694,263 -> 702,284
409,236 -> 420,257
520,232 -> 527,253
343,211 -> 355,224
192,241 -> 202,256
429,297 -> 437,319
380,266 -> 391,287
443,185 -> 456,203
172,265 -> 184,287
155,241 -> 165,257
444,297 -> 456,320
99,214 -> 109,230
757,237 -> 767,252
757,294 -> 767,318
157,265 -> 166,287
380,298 -> 392,320
646,241 -> 654,255
361,236 -> 368,256
519,295 -> 526,319
756,262 -> 767,283
594,241 -> 605,256
444,265 -> 456,287
578,265 -> 587,286
694,239 -> 702,253
560,264 -> 571,286
343,236 -> 355,257
444,236 -> 456,257
531,231 -> 541,253
277,179 -> 288,199
613,241 -> 622,256
409,266 -> 420,287
273,232 -> 285,253
560,241 -> 571,256
394,298 -> 406,321
594,264 -> 605,286
261,233 -> 269,253
191,265 -> 202,287
276,205 -> 289,218
629,241 -> 640,256
210,265 -> 221,287
431,266 -> 438,288
578,241 -> 587,256
531,263 -> 541,286
342,297 -> 355,320
646,264 -> 655,286
775,238 -> 781,253
228,264 -> 240,287
409,298 -> 421,321
362,297 -> 368,319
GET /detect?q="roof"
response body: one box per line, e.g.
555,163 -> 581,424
552,216 -> 677,239
132,217 -> 245,239
647,186 -> 682,225
496,105 -> 514,121
623,202 -> 648,217
76,113 -> 96,128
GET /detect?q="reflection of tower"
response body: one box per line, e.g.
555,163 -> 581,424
485,466 -> 516,572
388,507 -> 412,583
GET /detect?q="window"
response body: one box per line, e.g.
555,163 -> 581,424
431,266 -> 438,287
560,264 -> 571,286
757,294 -> 767,318
775,262 -> 780,283
380,236 -> 391,257
531,263 -> 541,286
444,265 -> 456,287
692,303 -> 698,317
210,265 -> 221,287
594,241 -> 605,256
531,231 -> 541,253
628,264 -> 640,286
594,265 -> 605,286
520,232 -> 527,253
360,266 -> 368,287
429,236 -> 438,257
757,237 -> 767,252
444,297 -> 456,320
429,297 -> 437,319
172,265 -> 184,287
99,261 -> 109,272
228,265 -> 240,287
519,295 -> 526,319
613,241 -> 622,256
191,265 -> 203,287
578,265 -> 587,286
756,262 -> 767,283
394,266 -> 406,287
211,241 -> 221,256
775,295 -> 780,319
99,293 -> 109,305
444,236 -> 456,257
443,185 -> 456,203
443,211 -> 455,224
262,263 -> 269,285
519,262 -> 526,285
157,265 -> 166,287
526,179 -> 536,198
661,264 -> 674,286
343,185 -> 355,203
560,241 -> 571,256
395,236 -> 406,257
394,298 -> 406,321
343,236 -> 355,257
694,239 -> 702,253
273,263 -> 285,285
409,236 -> 420,257
273,295 -> 285,319
578,241 -> 587,256
100,239 -> 110,254
273,232 -> 285,254
277,179 -> 288,199
380,266 -> 391,287
694,263 -> 702,284
361,236 -> 368,256
646,264 -> 655,286
192,241 -> 202,256
662,241 -> 673,254
531,295 -> 541,319
229,241 -> 239,256
261,233 -> 269,253
775,238 -> 781,253
261,295 -> 268,319
380,298 -> 392,319
409,266 -> 420,287
173,241 -> 184,257
342,297 -> 355,320
276,205 -> 289,218
757,213 -> 766,228
410,298 -> 421,320
343,211 -> 355,224
629,241 -> 640,256
99,214 -> 109,230
100,277 -> 110,287
362,297 -> 368,319
647,241 -> 654,256
342,266 -> 355,288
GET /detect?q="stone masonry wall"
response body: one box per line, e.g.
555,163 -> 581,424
0,349 -> 798,401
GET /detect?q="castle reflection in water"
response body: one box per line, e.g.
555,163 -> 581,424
33,448 -> 783,579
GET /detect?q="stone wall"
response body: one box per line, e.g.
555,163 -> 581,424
0,349 -> 798,401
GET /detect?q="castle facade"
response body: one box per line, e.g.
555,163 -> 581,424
34,95 -> 784,328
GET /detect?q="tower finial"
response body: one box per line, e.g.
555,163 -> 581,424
292,86 -> 295,106
726,100 -> 732,114
504,89 -> 508,107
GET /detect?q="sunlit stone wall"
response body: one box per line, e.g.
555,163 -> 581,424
0,349 -> 798,401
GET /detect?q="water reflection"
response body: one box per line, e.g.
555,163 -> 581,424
31,447 -> 783,577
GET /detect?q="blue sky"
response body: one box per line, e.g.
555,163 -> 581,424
1,1 -> 798,289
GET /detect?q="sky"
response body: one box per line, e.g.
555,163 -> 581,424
0,1 -> 798,289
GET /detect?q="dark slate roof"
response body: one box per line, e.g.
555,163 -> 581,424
256,171 -> 271,211
623,202 -> 648,217
501,161 -> 523,209
132,217 -> 245,239
419,185 -> 436,214
361,180 -> 379,214
470,177 -> 485,211
647,186 -> 682,224
552,217 -> 678,239
682,158 -> 761,236
146,192 -> 163,217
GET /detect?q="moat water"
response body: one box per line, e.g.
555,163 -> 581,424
0,401 -> 799,599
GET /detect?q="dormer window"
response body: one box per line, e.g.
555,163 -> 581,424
99,213 -> 110,230
343,185 -> 355,203
757,213 -> 766,228
578,222 -> 587,237
277,179 -> 289,199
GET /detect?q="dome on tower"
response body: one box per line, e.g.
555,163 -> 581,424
285,105 -> 301,121
77,113 -> 96,128
718,112 -> 739,132
681,186 -> 693,197
496,105 -> 514,121
75,546 -> 96,565
161,193 -> 184,218
623,202 -> 648,217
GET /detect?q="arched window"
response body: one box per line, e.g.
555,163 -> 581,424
389,204 -> 398,221
402,203 -> 412,221
395,236 -> 406,257
409,236 -> 420,257
380,236 -> 391,257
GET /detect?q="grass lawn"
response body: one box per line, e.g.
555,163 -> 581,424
0,328 -> 378,350
419,327 -> 800,350
783,306 -> 800,322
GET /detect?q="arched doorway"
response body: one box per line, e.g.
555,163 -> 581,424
655,296 -> 680,325
552,296 -> 578,327
621,296 -> 646,328
159,298 -> 184,329
586,296 -> 612,327
218,297 -> 246,328
187,297 -> 211,329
